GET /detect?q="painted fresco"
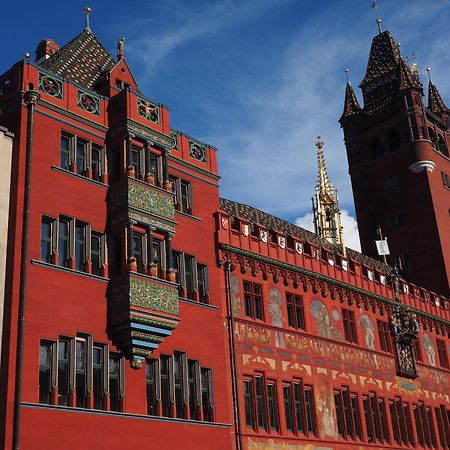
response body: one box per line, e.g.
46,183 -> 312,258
359,314 -> 375,350
310,300 -> 342,341
268,287 -> 283,327
315,375 -> 338,439
422,333 -> 437,367
230,275 -> 241,317
247,439 -> 333,450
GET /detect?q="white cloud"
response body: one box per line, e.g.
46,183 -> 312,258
295,210 -> 361,252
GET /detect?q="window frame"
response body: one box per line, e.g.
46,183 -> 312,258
243,280 -> 264,321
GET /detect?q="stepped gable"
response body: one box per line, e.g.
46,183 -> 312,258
40,29 -> 115,90
360,30 -> 400,86
220,198 -> 388,272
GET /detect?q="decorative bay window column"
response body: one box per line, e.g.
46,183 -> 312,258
162,148 -> 172,191
126,134 -> 134,177
166,234 -> 175,282
127,221 -> 137,272
145,140 -> 154,184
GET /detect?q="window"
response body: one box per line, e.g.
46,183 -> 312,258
60,132 -> 105,182
377,320 -> 393,353
146,353 -> 213,422
286,293 -> 305,330
413,339 -> 422,362
39,336 -> 123,411
342,309 -> 357,344
333,387 -> 362,441
243,281 -> 264,320
171,176 -> 193,214
39,341 -> 54,404
387,212 -> 405,231
283,380 -> 316,436
434,405 -> 450,449
243,374 -> 279,433
381,175 -> 399,191
363,393 -> 388,444
437,339 -> 449,369
442,172 -> 450,189
197,263 -> 209,304
40,216 -> 105,276
389,398 -> 415,447
413,402 -> 438,448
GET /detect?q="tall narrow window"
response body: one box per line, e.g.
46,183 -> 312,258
75,339 -> 87,408
91,234 -> 101,276
180,180 -> 192,214
414,404 -> 425,447
75,222 -> 86,272
60,135 -> 71,170
132,233 -> 144,273
293,382 -> 306,434
188,360 -> 199,420
363,395 -> 375,443
174,353 -> 184,419
185,255 -> 195,300
437,339 -> 449,369
160,356 -> 171,417
283,385 -> 294,432
130,147 -> 141,178
91,145 -> 102,181
152,239 -> 162,277
286,293 -> 305,330
244,380 -> 255,428
334,390 -> 345,438
93,346 -> 104,409
76,140 -> 87,176
109,355 -> 121,412
342,309 -> 358,344
201,368 -> 213,422
197,263 -> 208,304
58,339 -> 70,406
41,217 -> 53,263
39,342 -> 53,404
267,381 -> 278,431
146,359 -> 157,415
58,219 -> 70,268
255,376 -> 266,430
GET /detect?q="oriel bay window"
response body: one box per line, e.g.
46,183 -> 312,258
38,336 -> 124,411
60,132 -> 106,182
146,353 -> 214,422
40,215 -> 106,276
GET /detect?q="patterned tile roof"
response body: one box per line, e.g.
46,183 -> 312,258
40,29 -> 116,90
219,198 -> 389,272
340,82 -> 361,121
360,31 -> 400,86
428,80 -> 449,113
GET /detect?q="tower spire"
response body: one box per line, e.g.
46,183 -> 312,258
312,137 -> 346,256
427,68 -> 450,114
340,69 -> 361,121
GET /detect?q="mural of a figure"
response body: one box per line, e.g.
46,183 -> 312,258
315,376 -> 338,439
360,314 -> 375,350
422,334 -> 436,367
310,300 -> 342,341
230,276 -> 241,317
268,287 -> 283,327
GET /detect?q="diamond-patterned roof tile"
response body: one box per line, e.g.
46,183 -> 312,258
40,29 -> 115,90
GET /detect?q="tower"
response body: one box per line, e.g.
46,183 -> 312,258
340,27 -> 450,296
312,136 -> 346,255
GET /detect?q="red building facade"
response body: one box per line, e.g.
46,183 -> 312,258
0,12 -> 450,450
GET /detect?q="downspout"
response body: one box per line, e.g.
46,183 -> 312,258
12,88 -> 40,450
223,260 -> 243,450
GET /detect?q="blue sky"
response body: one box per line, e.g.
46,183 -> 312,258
3,0 -> 450,250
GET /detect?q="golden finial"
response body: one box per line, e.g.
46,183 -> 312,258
117,37 -> 125,60
84,6 -> 92,31
23,52 -> 30,60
